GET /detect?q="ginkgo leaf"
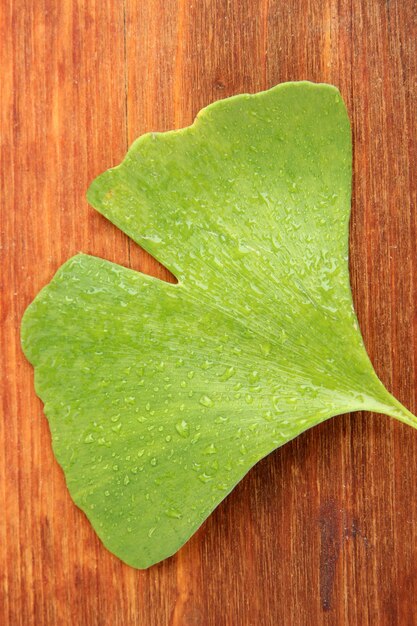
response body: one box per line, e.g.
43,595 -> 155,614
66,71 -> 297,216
21,81 -> 416,569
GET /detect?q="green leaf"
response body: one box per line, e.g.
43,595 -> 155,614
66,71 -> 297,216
21,82 -> 416,569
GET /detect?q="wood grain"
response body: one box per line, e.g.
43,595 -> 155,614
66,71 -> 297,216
1,1 -> 416,624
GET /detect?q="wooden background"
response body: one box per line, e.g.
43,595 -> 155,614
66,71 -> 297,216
1,1 -> 417,624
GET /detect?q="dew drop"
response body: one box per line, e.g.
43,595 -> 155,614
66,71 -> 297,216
198,472 -> 213,483
199,395 -> 214,408
214,415 -> 229,424
219,366 -> 236,382
175,420 -> 190,438
271,236 -> 280,251
260,342 -> 271,356
217,483 -> 228,491
272,397 -> 284,412
165,508 -> 182,519
203,443 -> 217,455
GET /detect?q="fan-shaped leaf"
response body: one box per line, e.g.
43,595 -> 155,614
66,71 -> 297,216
21,82 -> 416,568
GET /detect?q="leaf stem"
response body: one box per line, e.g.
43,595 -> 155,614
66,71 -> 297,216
366,389 -> 417,430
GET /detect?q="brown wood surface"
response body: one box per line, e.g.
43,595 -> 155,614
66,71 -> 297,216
1,1 -> 417,624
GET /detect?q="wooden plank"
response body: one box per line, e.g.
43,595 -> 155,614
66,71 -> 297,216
1,2 -> 130,625
1,0 -> 416,624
